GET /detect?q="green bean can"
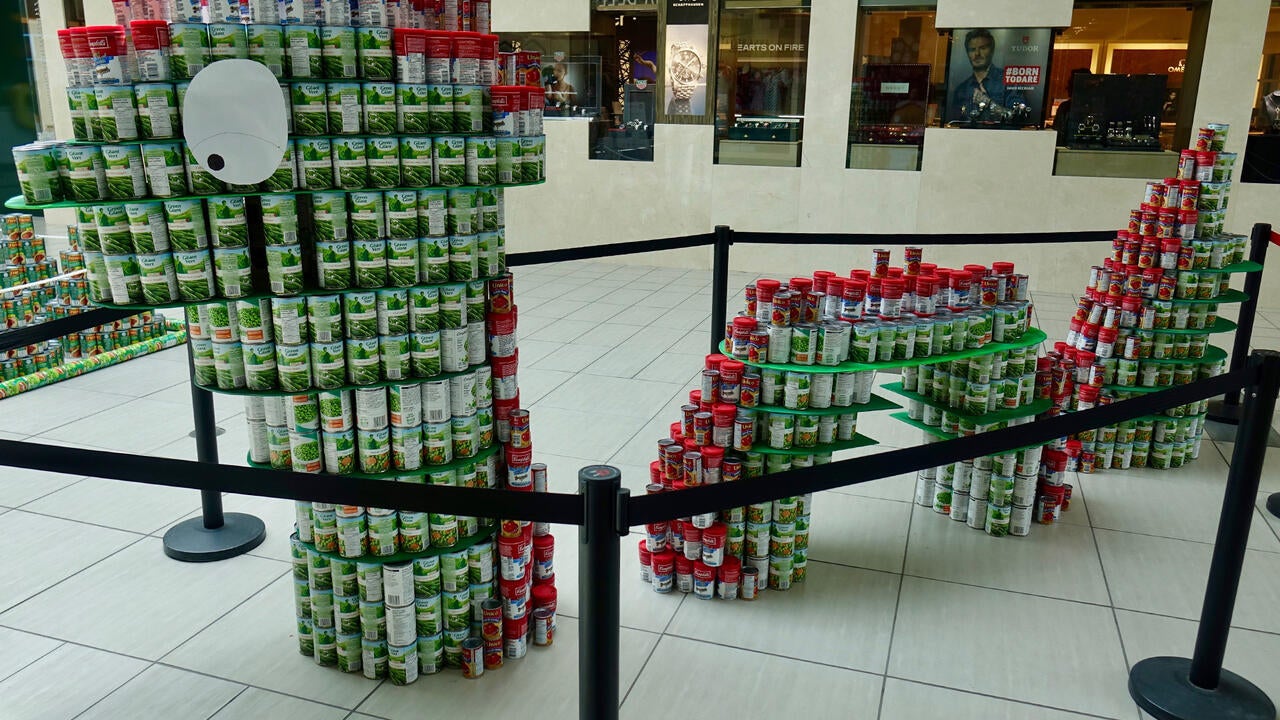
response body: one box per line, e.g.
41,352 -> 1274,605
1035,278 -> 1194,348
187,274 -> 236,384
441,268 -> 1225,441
366,137 -> 400,188
274,344 -> 310,391
291,82 -> 328,135
464,136 -> 497,186
416,238 -> 446,284
242,341 -> 279,390
353,239 -> 388,288
207,23 -> 248,62
346,337 -> 381,385
140,142 -> 186,198
357,27 -> 393,81
213,247 -> 252,298
519,137 -> 540,183
212,341 -> 247,389
384,190 -> 418,238
207,197 -> 248,248
184,145 -> 225,195
136,252 -> 179,304
315,241 -> 352,290
134,83 -> 180,140
439,283 -> 465,328
396,84 -> 431,134
478,187 -> 498,231
376,288 -> 410,334
348,191 -> 386,240
364,83 -> 397,136
418,188 -> 448,237
98,204 -> 133,254
296,137 -> 334,190
63,147 -> 107,202
169,23 -> 211,80
433,137 -> 465,187
312,191 -> 349,241
453,85 -> 484,133
411,331 -> 442,377
380,334 -> 411,381
262,141 -> 297,192
496,137 -> 519,184
247,24 -> 286,77
387,641 -> 417,685
320,25 -> 357,79
95,86 -> 140,143
309,342 -> 345,389
427,84 -> 454,134
101,144 -> 146,200
343,291 -> 377,338
324,82 -> 362,135
285,25 -> 323,78
174,250 -> 215,301
266,244 -> 304,295
399,138 -> 433,187
333,137 -> 368,190
125,201 -> 171,253
66,87 -> 98,141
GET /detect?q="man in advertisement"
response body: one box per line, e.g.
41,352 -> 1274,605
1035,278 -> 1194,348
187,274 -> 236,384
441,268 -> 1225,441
948,28 -> 1024,123
946,28 -> 1050,126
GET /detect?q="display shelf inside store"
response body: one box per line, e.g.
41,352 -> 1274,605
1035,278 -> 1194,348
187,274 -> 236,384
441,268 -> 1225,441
62,130 -> 492,148
882,381 -> 1051,423
1101,382 -> 1198,395
752,393 -> 900,416
719,327 -> 1047,375
889,411 -> 1045,453
200,361 -> 490,397
295,526 -> 495,565
1194,260 -> 1263,274
1168,289 -> 1248,305
91,275 -> 504,312
5,179 -> 546,211
1142,317 -> 1237,335
749,432 -> 878,457
1132,345 -> 1228,366
246,441 -> 500,480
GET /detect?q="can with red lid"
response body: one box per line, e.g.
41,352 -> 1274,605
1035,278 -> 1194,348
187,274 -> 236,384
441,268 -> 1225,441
86,25 -> 129,85
701,523 -> 726,567
129,20 -> 171,82
717,557 -> 742,599
1178,180 -> 1200,210
393,28 -> 427,84
702,446 -> 724,484
532,533 -> 554,582
451,31 -> 483,84
1194,151 -> 1215,182
711,403 -> 734,448
692,560 -> 716,599
491,86 -> 523,137
480,33 -> 498,84
650,549 -> 675,593
498,535 -> 527,581
424,31 -> 452,83
507,409 -> 531,448
532,607 -> 554,646
503,613 -> 528,658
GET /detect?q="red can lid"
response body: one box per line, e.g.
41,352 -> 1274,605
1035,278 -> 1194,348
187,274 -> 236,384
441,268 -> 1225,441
531,583 -> 557,606
675,555 -> 693,572
1098,327 -> 1118,342
1074,348 -> 1095,366
689,389 -> 701,404
672,480 -> 686,492
638,539 -> 651,559
712,403 -> 735,421
886,267 -> 904,279
682,438 -> 698,453
732,315 -> 757,331
702,446 -> 724,465
992,261 -> 1015,274
693,561 -> 715,579
652,549 -> 675,565
702,523 -> 727,540
718,556 -> 741,582
705,353 -> 726,370
683,524 -> 701,540
963,263 -> 987,276
1180,179 -> 1200,190
756,278 -> 781,293
789,277 -> 812,293
669,421 -> 682,439
934,268 -> 951,284
533,533 -> 553,549
1179,209 -> 1198,220
1079,385 -> 1100,402
720,359 -> 744,376
843,279 -> 866,294
826,276 -> 845,294
849,269 -> 870,282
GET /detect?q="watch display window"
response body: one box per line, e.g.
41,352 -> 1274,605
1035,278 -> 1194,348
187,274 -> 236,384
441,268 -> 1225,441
1241,2 -> 1280,183
848,4 -> 947,171
713,0 -> 811,167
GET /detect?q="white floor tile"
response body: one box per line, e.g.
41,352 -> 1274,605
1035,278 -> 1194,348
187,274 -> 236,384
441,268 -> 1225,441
620,636 -> 883,719
0,385 -> 134,436
524,406 -> 647,461
524,318 -> 595,343
0,430 -> 29,440
21,477 -> 203,534
665,561 -> 899,673
1211,442 -> 1280,493
504,338 -> 560,367
1095,529 -> 1280,634
211,688 -> 348,720
574,322 -> 643,346
78,664 -> 244,720
547,524 -> 687,634
0,510 -> 139,612
357,618 -> 658,720
0,537 -> 286,660
34,397 -> 203,455
0,627 -> 61,683
530,343 -> 612,373
164,575 -> 382,709
536,375 -> 683,420
0,644 -> 148,720
55,354 -> 193,398
633,352 -> 706,384
807,492 -> 913,573
1257,491 -> 1280,543
879,678 -> 1101,720
517,368 -> 575,406
0,465 -> 85,507
888,576 -> 1135,719
607,414 -> 681,469
1081,467 -> 1280,551
1115,609 -> 1280,709
904,504 -> 1111,604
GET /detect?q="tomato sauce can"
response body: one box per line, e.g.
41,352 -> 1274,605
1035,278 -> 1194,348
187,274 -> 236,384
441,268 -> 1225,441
533,607 -> 554,646
460,637 -> 483,678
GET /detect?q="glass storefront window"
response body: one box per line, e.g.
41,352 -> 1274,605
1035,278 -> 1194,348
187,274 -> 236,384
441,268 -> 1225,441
501,4 -> 658,162
714,0 -> 811,167
1241,2 -> 1280,183
1050,3 -> 1195,152
848,4 -> 947,171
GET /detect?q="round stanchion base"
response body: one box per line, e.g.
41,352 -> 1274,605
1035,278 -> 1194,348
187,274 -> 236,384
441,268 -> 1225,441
162,512 -> 267,563
1129,656 -> 1275,720
1267,492 -> 1280,520
1206,399 -> 1243,426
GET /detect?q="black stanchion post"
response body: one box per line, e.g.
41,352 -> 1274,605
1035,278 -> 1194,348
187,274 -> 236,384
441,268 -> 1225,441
1128,350 -> 1280,720
579,465 -> 627,720
1208,223 -> 1270,424
162,349 -> 266,562
710,225 -> 733,355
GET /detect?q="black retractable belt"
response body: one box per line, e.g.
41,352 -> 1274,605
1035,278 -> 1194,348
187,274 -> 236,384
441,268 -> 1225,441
0,307 -> 138,353
730,230 -> 1118,247
506,233 -> 716,267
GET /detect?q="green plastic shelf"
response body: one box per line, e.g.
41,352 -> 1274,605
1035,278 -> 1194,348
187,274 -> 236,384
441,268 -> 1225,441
296,526 -> 495,565
882,381 -> 1051,423
92,275 -> 503,311
1140,317 -> 1237,336
198,361 -> 489,397
247,442 -> 500,480
750,432 -> 878,457
752,392 -> 900,416
890,411 -> 1046,453
1101,382 -> 1199,395
1169,289 -> 1248,305
1195,261 -> 1263,274
63,131 -> 492,148
1133,344 -> 1227,366
5,179 -> 545,211
720,327 -> 1047,375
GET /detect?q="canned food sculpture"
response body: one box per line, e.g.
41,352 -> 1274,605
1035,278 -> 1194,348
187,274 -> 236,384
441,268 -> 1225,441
1055,123 -> 1238,474
7,5 -> 556,682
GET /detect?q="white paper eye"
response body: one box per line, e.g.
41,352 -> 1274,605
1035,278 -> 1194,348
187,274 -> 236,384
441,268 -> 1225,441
182,59 -> 288,186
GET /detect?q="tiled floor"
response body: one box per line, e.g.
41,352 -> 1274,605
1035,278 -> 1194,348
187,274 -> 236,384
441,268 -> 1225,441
3,260 -> 1280,720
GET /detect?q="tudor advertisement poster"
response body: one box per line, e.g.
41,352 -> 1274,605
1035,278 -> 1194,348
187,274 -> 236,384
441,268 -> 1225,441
945,28 -> 1052,126
664,0 -> 710,116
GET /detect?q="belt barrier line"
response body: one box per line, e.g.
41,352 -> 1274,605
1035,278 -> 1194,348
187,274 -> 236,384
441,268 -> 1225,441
506,233 -> 716,267
730,230 -> 1119,247
628,369 -> 1253,525
0,306 -> 140,353
0,439 -> 585,525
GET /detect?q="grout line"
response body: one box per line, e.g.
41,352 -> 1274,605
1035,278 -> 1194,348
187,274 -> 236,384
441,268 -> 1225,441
1084,484 -> 1137,710
657,630 -> 887,680
12,477 -> 91,510
875,499 -> 916,720
348,676 -> 389,719
619,592 -> 684,709
0,639 -> 65,685
880,675 -> 1126,720
148,659 -> 374,718
206,686 -> 250,720
69,659 -> 159,720
0,624 -> 157,663
0,534 -> 149,616
4,507 -> 153,538
157,567 -> 292,666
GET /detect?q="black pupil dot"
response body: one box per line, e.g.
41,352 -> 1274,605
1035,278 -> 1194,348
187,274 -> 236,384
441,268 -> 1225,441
207,154 -> 225,171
